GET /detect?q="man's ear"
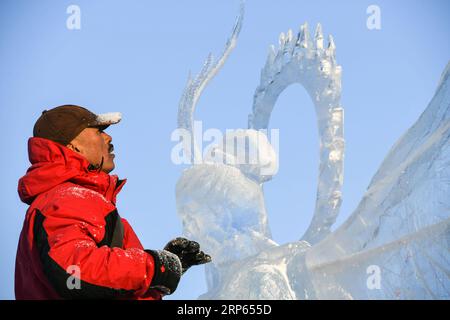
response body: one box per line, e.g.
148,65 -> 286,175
66,143 -> 81,153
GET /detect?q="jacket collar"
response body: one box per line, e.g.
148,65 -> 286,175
18,137 -> 126,205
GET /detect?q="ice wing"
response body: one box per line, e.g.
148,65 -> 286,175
296,62 -> 450,299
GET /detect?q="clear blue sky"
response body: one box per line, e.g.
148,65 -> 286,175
0,0 -> 448,300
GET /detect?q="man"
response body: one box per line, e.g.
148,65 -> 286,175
15,104 -> 211,299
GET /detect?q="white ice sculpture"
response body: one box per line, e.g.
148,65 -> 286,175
175,4 -> 450,299
249,21 -> 344,245
176,1 -> 278,273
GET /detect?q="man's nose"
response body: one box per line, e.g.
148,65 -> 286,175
102,132 -> 112,144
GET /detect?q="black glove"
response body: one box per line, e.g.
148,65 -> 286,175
146,249 -> 182,295
164,237 -> 212,274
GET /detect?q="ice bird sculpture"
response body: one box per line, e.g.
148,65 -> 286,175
175,5 -> 450,299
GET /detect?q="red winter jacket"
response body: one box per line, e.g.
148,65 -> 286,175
15,137 -> 162,300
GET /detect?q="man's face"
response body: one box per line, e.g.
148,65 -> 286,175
67,127 -> 115,173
